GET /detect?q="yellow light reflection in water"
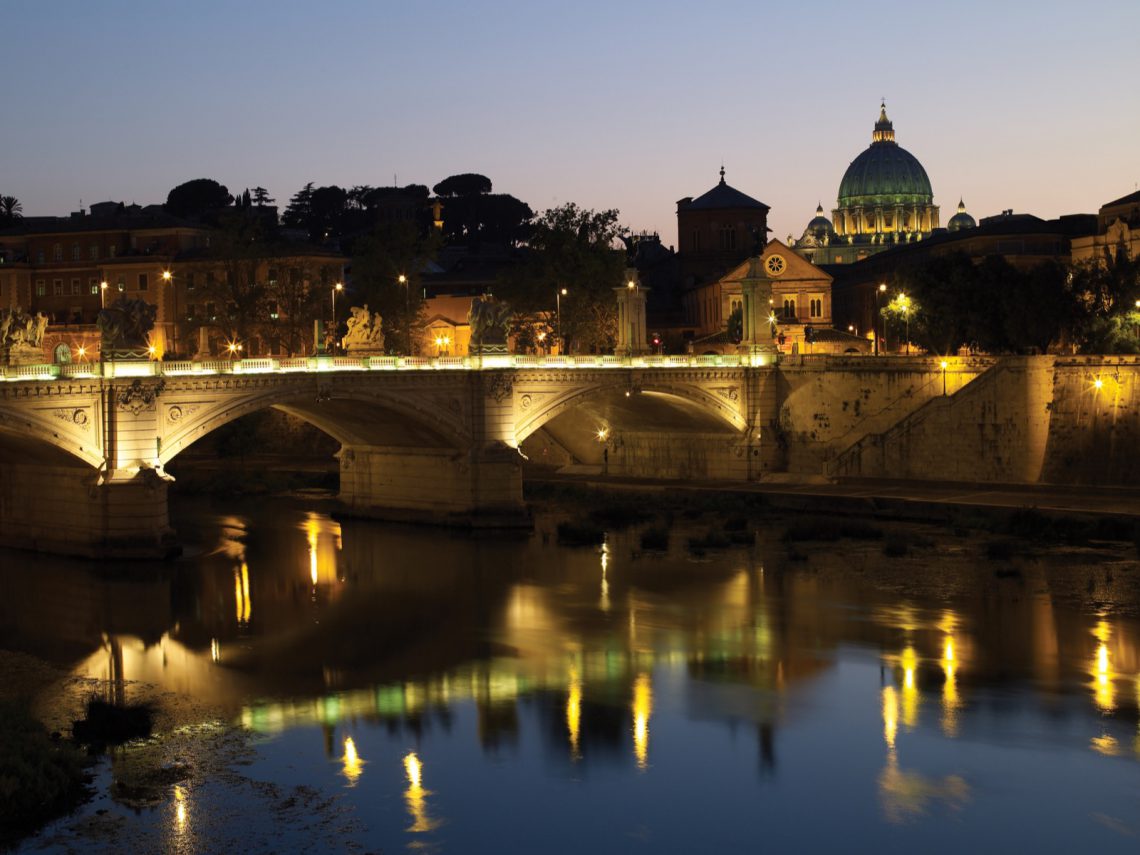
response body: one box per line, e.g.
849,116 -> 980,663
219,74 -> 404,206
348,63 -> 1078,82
234,562 -> 251,625
173,784 -> 188,834
632,672 -> 652,770
210,638 -> 220,663
900,647 -> 919,729
1092,620 -> 1115,714
567,668 -> 582,761
600,540 -> 611,612
403,752 -> 439,833
882,685 -> 898,750
342,736 -> 363,785
307,518 -> 319,586
942,637 -> 961,738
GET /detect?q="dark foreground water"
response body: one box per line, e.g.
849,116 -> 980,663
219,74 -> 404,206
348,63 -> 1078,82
4,496 -> 1140,852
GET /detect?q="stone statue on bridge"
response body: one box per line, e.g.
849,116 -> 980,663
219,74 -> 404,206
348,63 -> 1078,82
0,306 -> 49,366
342,305 -> 385,354
97,297 -> 157,358
468,296 -> 513,355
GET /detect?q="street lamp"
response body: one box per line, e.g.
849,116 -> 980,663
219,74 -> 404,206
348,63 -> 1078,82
875,283 -> 886,355
556,287 -> 568,354
331,282 -> 343,354
897,292 -> 910,356
941,359 -> 948,395
100,280 -> 108,309
162,269 -> 177,357
398,274 -> 409,354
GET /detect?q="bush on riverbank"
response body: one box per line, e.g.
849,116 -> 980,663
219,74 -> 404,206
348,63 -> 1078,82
0,701 -> 87,845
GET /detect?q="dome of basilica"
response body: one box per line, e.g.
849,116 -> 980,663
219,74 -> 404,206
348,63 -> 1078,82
947,198 -> 977,232
837,105 -> 933,207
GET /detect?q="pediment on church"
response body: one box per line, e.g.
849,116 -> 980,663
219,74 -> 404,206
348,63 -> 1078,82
718,239 -> 832,287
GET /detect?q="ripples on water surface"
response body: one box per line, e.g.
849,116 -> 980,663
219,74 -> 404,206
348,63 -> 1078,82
5,497 -> 1140,852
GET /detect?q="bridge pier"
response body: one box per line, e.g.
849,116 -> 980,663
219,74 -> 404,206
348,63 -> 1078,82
0,462 -> 178,559
337,441 -> 526,526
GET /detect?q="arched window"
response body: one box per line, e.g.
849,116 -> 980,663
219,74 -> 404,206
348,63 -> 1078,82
783,299 -> 796,320
53,343 -> 72,364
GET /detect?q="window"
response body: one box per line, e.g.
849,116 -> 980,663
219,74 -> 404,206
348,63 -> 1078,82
206,302 -> 216,320
90,244 -> 100,260
53,278 -> 64,296
808,297 -> 824,319
36,280 -> 45,296
89,278 -> 99,295
36,250 -> 45,264
186,272 -> 196,291
206,272 -> 216,288
267,268 -> 278,285
52,243 -> 63,262
268,301 -> 279,319
186,304 -> 197,320
117,277 -> 125,292
783,298 -> 796,320
692,230 -> 701,252
71,278 -> 81,296
72,244 -> 81,261
137,273 -> 148,291
719,226 -> 736,251
108,245 -> 117,258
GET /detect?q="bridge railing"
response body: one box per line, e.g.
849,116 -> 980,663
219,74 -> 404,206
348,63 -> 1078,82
2,351 -> 778,381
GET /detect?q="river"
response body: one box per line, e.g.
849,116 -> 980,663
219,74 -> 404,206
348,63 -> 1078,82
4,495 -> 1140,852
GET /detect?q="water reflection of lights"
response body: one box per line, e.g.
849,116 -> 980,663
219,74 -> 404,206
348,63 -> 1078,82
600,540 -> 611,612
882,685 -> 898,750
302,513 -> 342,587
173,784 -> 188,834
342,736 -> 363,785
632,673 -> 652,769
1092,620 -> 1115,714
234,562 -> 251,625
900,647 -> 919,729
567,667 -> 582,760
942,637 -> 961,738
403,752 -> 439,833
210,638 -> 220,663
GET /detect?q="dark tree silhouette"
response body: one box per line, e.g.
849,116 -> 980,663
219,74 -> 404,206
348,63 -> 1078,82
165,179 -> 233,221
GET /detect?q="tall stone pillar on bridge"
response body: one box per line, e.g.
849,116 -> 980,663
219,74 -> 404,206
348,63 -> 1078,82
738,256 -> 776,360
615,269 -> 649,356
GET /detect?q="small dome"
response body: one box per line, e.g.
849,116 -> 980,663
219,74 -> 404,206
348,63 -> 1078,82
805,204 -> 835,238
947,198 -> 976,232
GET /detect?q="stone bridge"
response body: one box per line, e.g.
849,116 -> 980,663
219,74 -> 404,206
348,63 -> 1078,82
0,353 -> 778,557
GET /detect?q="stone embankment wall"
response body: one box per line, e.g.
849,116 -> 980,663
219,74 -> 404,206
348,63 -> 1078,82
775,355 -> 996,474
826,356 -> 1140,486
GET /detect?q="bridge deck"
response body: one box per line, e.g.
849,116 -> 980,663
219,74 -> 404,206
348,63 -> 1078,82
1,352 -> 777,381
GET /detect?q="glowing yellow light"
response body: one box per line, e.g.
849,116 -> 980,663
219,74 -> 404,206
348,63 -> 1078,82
943,639 -> 955,663
942,637 -> 961,738
1092,620 -> 1115,713
882,685 -> 899,750
940,360 -> 948,370
173,784 -> 187,833
76,346 -> 87,359
342,736 -> 363,784
632,672 -> 652,769
162,270 -> 172,282
306,515 -> 320,586
567,669 -> 582,760
900,646 -> 919,728
600,541 -> 611,612
596,427 -> 609,442
402,752 -> 438,833
627,280 -> 636,289
1094,378 -> 1104,390
210,638 -> 220,663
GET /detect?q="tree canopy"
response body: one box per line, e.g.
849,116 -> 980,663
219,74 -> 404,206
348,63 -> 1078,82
433,173 -> 492,197
165,179 -> 233,221
496,203 -> 627,353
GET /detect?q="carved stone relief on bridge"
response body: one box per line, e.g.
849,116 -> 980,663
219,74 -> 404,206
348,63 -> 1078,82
486,373 -> 514,404
116,379 -> 165,415
53,407 -> 92,430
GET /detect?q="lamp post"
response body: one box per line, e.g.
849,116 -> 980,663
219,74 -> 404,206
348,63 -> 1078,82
941,360 -> 948,395
900,294 -> 910,356
100,280 -> 108,309
875,283 -> 886,355
626,278 -> 638,357
162,269 -> 176,357
331,281 -> 343,354
556,287 -> 567,354
398,274 -> 409,355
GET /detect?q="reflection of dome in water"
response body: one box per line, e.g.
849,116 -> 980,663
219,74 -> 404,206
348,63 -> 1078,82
947,198 -> 977,232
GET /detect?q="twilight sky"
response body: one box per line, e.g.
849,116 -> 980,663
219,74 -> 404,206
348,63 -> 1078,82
7,0 -> 1139,244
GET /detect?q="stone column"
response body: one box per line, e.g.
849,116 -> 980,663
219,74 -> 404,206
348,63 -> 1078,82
614,269 -> 650,356
738,257 -> 776,358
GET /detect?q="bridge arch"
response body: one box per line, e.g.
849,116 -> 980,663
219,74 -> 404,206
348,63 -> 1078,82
0,400 -> 104,469
514,378 -> 748,445
158,380 -> 473,466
